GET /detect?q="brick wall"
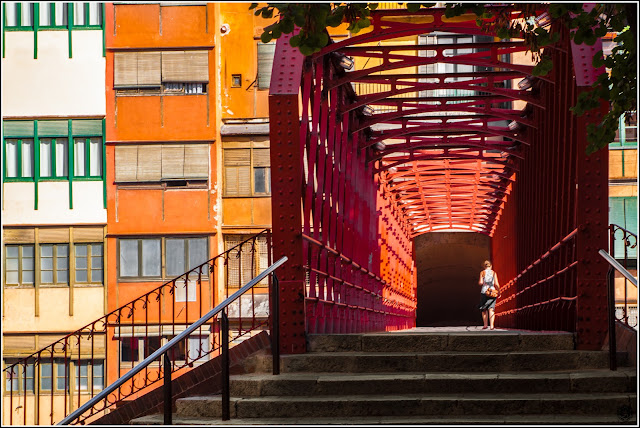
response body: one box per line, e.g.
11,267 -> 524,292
90,331 -> 272,425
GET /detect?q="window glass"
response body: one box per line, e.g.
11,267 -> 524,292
5,365 -> 19,392
92,361 -> 104,389
73,2 -> 86,25
5,3 -> 18,26
144,337 -> 162,358
56,139 -> 68,177
119,240 -> 139,277
76,243 -> 88,282
21,139 -> 34,178
254,167 -> 270,194
56,362 -> 68,391
188,238 -> 208,271
88,2 -> 101,25
5,140 -> 19,178
41,362 -> 52,390
21,2 -> 33,26
121,337 -> 140,362
142,239 -> 161,277
22,246 -> 35,284
54,2 -> 67,26
25,362 -> 34,392
38,2 -> 51,26
91,244 -> 104,283
57,244 -> 69,283
166,239 -> 185,277
41,244 -> 54,283
5,246 -> 20,284
188,336 -> 210,361
74,139 -> 86,176
75,362 -> 88,390
89,138 -> 102,176
40,139 -> 52,177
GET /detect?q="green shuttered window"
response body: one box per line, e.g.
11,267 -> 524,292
609,197 -> 638,259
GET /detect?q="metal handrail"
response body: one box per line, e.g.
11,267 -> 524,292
57,256 -> 288,425
599,249 -> 638,287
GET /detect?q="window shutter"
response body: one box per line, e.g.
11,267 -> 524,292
3,228 -> 35,243
39,228 -> 70,243
161,51 -> 209,83
253,148 -> 270,167
224,149 -> 250,166
115,146 -> 138,182
3,120 -> 35,137
73,227 -> 104,242
224,166 -> 250,197
72,120 -> 103,136
257,43 -> 276,90
183,144 -> 209,178
38,121 -> 68,137
137,52 -> 161,87
137,145 -> 162,181
114,52 -> 138,87
161,145 -> 185,179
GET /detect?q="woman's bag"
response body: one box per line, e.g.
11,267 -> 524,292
485,288 -> 499,298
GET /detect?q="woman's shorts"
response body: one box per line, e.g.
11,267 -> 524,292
478,293 -> 497,310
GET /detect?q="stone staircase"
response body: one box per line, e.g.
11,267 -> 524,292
132,327 -> 637,424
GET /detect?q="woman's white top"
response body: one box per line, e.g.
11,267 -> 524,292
481,268 -> 495,295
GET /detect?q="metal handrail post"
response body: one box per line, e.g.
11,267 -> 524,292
607,265 -> 617,371
163,353 -> 172,424
272,273 -> 280,375
221,310 -> 230,421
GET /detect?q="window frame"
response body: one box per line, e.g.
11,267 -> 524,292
38,137 -> 69,180
223,234 -> 270,289
37,2 -> 69,29
74,243 -> 104,285
3,3 -> 103,31
4,244 -> 35,287
3,138 -> 35,181
223,146 -> 271,197
3,2 -> 34,30
117,238 -> 162,280
39,243 -> 70,286
73,137 -> 103,179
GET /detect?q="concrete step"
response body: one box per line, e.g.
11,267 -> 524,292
173,392 -> 637,419
266,350 -> 622,374
228,369 -> 637,396
307,330 -> 576,353
132,414 -> 637,425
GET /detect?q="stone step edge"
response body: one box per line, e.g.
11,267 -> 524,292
177,392 -> 636,402
131,414 -> 636,425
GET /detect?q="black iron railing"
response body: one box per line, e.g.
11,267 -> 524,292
57,256 -> 287,425
3,230 -> 275,425
609,224 -> 638,329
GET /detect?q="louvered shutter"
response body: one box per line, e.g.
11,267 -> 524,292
73,227 -> 105,242
183,144 -> 209,179
72,120 -> 102,136
224,149 -> 251,196
257,43 -> 276,90
3,121 -> 35,137
114,52 -> 138,87
137,145 -> 162,181
3,229 -> 35,243
161,145 -> 185,179
115,146 -> 138,182
161,51 -> 209,83
137,52 -> 161,87
253,148 -> 270,167
38,121 -> 68,137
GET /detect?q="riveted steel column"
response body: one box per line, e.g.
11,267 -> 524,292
269,34 -> 307,354
571,12 -> 610,349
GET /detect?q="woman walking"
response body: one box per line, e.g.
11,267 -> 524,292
478,260 -> 501,330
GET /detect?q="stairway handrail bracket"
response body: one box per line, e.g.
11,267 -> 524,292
57,256 -> 288,426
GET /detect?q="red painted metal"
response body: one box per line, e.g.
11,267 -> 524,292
267,5 -> 611,349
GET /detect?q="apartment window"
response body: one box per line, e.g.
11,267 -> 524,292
120,336 -> 208,363
74,138 -> 103,178
114,51 -> 208,95
223,148 -> 271,196
4,139 -> 34,179
5,245 -> 35,286
3,2 -> 33,28
257,43 -> 276,90
609,197 -> 638,259
170,336 -> 211,362
118,239 -> 161,279
39,138 -> 68,178
613,112 -> 638,147
74,360 -> 104,391
114,144 -> 208,185
40,244 -> 69,285
166,238 -> 208,277
4,360 -> 35,393
224,235 -> 269,287
75,243 -> 103,284
38,2 -> 68,27
40,360 -> 70,392
3,119 -> 104,182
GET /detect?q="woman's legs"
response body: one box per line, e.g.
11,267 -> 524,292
489,308 -> 495,329
481,310 -> 488,328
